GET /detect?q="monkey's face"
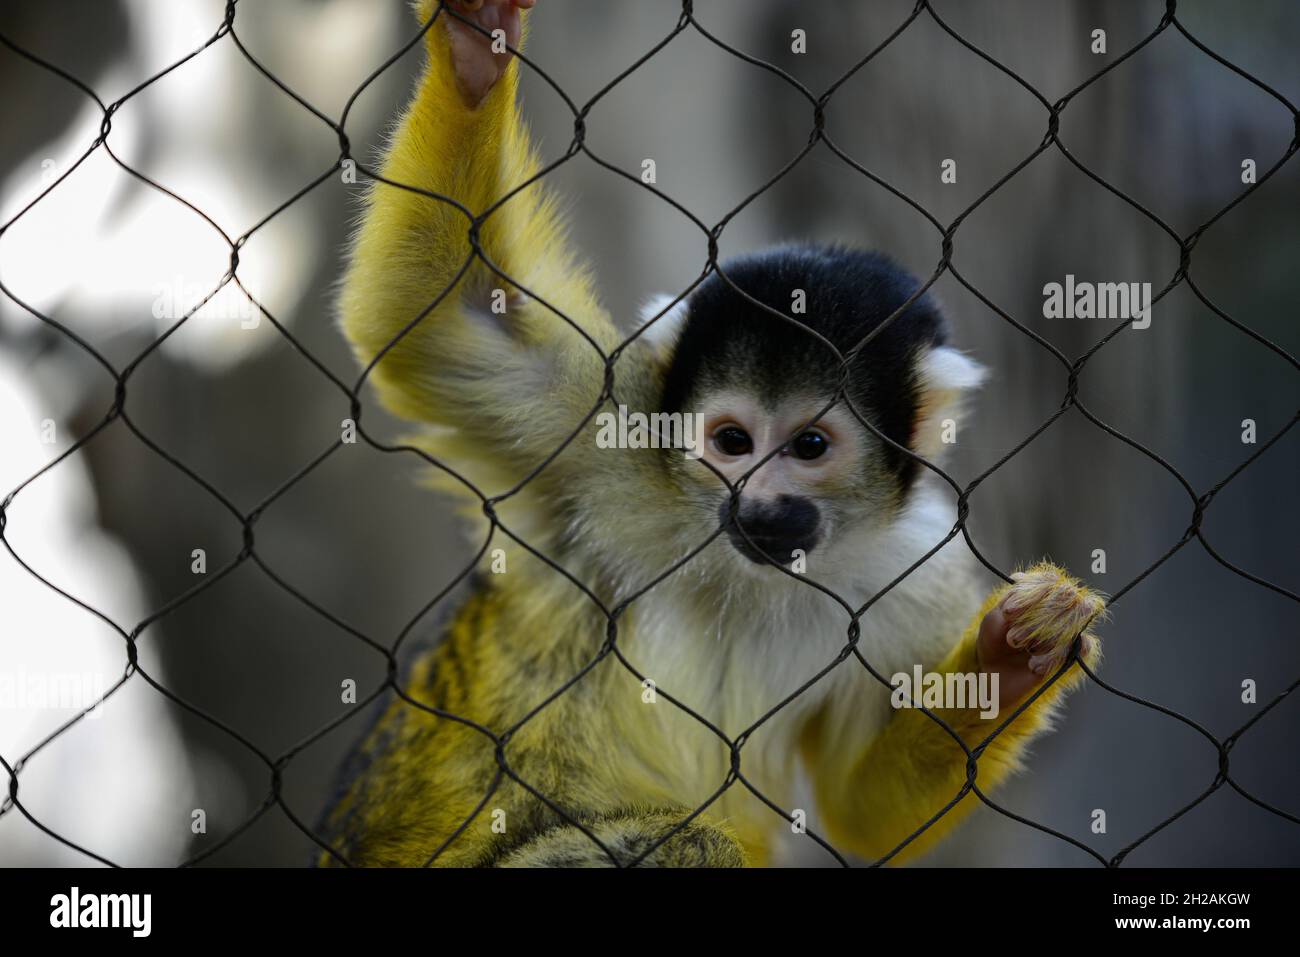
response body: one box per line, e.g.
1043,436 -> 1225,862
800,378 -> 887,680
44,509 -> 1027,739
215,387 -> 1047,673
674,389 -> 899,570
653,244 -> 985,575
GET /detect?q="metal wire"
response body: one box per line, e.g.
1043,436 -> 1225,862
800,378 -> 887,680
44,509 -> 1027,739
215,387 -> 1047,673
0,0 -> 1296,868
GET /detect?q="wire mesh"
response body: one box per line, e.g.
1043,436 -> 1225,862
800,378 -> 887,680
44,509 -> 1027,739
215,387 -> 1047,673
0,0 -> 1296,868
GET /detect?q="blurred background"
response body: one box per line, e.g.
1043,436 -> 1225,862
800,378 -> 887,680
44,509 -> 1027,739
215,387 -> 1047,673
0,0 -> 1295,867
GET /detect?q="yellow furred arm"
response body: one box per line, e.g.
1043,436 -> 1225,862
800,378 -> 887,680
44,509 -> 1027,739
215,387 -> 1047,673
338,2 -> 614,477
808,567 -> 1103,864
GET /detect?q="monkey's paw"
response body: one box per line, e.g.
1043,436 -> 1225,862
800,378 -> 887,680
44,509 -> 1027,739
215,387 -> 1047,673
977,563 -> 1107,706
428,0 -> 535,108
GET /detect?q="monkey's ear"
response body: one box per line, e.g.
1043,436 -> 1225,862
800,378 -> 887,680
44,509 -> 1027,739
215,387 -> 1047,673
910,345 -> 986,461
635,293 -> 690,362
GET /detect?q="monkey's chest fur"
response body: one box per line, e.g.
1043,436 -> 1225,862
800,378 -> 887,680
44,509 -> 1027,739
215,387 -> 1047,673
320,489 -> 981,867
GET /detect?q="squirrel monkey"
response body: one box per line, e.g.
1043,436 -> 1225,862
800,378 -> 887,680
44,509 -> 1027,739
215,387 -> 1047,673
317,0 -> 1108,867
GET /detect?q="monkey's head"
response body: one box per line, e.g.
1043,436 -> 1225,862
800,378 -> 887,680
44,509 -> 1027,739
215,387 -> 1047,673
652,243 -> 985,572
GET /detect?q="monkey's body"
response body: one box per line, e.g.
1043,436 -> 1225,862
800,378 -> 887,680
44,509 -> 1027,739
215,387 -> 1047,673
318,2 -> 1107,867
321,483 -> 983,867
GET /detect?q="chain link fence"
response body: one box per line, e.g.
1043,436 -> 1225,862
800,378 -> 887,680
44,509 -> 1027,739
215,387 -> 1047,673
0,0 -> 1296,867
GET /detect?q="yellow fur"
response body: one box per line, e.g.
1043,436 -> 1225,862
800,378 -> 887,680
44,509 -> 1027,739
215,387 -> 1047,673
319,6 -> 1105,867
805,562 -> 1104,864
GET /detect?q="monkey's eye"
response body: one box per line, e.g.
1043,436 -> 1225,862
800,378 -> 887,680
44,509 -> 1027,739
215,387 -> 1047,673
790,431 -> 829,461
713,426 -> 753,457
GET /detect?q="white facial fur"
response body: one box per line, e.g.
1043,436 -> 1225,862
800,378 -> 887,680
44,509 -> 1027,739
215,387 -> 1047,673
693,390 -> 861,500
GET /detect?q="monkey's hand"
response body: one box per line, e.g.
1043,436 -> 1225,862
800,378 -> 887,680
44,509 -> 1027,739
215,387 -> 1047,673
432,0 -> 535,108
976,562 -> 1106,709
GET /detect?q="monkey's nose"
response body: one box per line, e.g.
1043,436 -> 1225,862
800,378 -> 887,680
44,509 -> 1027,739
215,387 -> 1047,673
717,496 -> 821,565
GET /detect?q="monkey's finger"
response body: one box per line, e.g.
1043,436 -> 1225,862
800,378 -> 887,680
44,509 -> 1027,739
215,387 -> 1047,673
977,599 -> 1021,666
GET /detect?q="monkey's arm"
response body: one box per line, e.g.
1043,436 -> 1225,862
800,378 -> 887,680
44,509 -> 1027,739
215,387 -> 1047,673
807,564 -> 1105,863
339,2 -> 613,480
